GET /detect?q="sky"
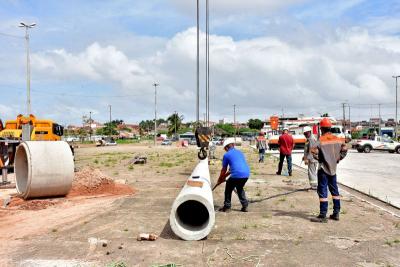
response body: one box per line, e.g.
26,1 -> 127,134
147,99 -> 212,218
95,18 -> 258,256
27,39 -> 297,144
0,0 -> 400,125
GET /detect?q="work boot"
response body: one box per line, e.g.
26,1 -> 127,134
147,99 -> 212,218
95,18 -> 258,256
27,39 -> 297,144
241,206 -> 248,212
310,214 -> 328,223
276,171 -> 281,175
218,206 -> 231,212
329,213 -> 340,221
289,172 -> 292,176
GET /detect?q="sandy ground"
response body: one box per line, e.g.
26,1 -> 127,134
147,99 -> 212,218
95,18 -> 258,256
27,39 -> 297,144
0,143 -> 399,266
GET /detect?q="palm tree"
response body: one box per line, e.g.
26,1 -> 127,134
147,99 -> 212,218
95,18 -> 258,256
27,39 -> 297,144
167,113 -> 183,137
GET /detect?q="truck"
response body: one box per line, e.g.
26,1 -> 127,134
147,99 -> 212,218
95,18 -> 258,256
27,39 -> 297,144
352,136 -> 400,154
0,114 -> 64,179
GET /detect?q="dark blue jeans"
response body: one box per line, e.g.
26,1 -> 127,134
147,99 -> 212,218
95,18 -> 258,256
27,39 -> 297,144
259,149 -> 265,162
224,178 -> 248,208
277,154 -> 292,174
317,169 -> 341,216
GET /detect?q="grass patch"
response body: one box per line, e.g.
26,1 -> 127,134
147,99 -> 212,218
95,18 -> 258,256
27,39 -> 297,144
51,229 -> 57,233
113,171 -> 119,176
93,159 -> 99,164
128,165 -> 134,170
159,162 -> 174,168
279,197 -> 287,202
242,224 -> 249,229
106,261 -> 128,267
234,235 -> 246,240
262,213 -> 271,219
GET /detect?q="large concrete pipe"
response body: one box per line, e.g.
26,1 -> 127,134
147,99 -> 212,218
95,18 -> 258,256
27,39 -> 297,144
170,159 -> 215,241
15,141 -> 74,199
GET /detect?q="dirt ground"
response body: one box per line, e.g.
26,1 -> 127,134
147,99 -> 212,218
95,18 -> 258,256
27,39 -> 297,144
0,143 -> 399,267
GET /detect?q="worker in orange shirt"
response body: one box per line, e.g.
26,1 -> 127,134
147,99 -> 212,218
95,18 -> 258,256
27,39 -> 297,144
310,118 -> 347,223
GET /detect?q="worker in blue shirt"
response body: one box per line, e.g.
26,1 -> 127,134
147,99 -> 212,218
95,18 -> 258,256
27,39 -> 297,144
217,138 -> 250,212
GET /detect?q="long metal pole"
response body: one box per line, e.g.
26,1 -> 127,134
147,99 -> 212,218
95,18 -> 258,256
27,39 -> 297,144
393,76 -> 399,139
153,83 -> 159,146
378,104 -> 381,135
233,104 -> 236,142
25,27 -> 31,116
89,111 -> 92,141
196,0 -> 200,124
108,105 -> 112,136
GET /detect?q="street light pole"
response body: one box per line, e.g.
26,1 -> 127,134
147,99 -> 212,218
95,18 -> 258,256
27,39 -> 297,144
89,111 -> 92,141
19,22 -> 36,116
153,83 -> 159,146
233,104 -> 237,143
393,75 -> 399,139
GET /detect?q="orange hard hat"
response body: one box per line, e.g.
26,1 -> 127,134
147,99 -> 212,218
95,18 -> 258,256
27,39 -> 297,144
320,118 -> 332,128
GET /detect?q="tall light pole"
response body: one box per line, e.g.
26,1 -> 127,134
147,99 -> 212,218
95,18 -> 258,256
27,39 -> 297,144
196,0 -> 200,124
19,22 -> 36,116
233,104 -> 237,142
108,105 -> 112,136
89,111 -> 92,141
153,83 -> 159,146
174,110 -> 177,137
393,75 -> 399,139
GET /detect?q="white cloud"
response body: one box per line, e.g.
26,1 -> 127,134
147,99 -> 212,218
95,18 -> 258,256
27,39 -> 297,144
30,26 -> 400,123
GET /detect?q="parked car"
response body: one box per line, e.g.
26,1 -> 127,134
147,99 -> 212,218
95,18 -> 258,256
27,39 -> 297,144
189,139 -> 197,145
161,139 -> 172,145
352,136 -> 400,153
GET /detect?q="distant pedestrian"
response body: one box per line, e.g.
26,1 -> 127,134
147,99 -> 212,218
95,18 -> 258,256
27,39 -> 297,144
310,118 -> 347,223
256,132 -> 267,163
276,128 -> 294,176
303,126 -> 318,189
217,138 -> 250,212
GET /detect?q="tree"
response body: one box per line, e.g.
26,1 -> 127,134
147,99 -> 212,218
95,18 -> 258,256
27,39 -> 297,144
215,123 -> 236,136
322,113 -> 329,117
167,113 -> 184,136
248,119 -> 264,130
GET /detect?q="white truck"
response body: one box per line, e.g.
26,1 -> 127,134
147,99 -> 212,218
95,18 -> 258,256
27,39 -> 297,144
352,136 -> 400,154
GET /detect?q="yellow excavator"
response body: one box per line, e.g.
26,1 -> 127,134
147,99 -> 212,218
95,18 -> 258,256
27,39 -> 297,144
0,114 -> 64,185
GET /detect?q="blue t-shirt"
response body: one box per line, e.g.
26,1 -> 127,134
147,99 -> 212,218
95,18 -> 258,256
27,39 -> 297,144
222,148 -> 250,179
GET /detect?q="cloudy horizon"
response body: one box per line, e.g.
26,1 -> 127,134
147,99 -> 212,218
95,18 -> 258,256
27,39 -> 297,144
1,0 -> 400,126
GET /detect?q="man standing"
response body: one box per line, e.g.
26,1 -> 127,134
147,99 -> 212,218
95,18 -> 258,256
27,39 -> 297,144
217,138 -> 250,212
256,132 -> 267,163
311,118 -> 347,223
303,126 -> 318,189
276,128 -> 294,176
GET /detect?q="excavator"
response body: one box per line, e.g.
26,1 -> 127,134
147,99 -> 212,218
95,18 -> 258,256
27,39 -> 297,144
0,114 -> 64,185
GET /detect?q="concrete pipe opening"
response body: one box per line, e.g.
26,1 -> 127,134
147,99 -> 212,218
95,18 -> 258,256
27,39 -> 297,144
176,200 -> 210,231
15,141 -> 74,199
170,160 -> 215,241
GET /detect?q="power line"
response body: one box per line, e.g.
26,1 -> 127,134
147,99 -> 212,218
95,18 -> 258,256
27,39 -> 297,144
0,32 -> 24,39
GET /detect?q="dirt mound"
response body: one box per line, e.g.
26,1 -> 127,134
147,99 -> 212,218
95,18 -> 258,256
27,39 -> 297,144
67,167 -> 135,197
6,167 -> 134,211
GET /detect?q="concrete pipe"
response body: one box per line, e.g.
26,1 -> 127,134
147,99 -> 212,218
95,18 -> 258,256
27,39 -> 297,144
15,141 -> 74,199
170,159 -> 215,241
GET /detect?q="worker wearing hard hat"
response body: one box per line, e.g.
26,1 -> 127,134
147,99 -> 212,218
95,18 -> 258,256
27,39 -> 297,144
303,126 -> 318,189
217,138 -> 250,212
310,118 -> 348,223
276,127 -> 294,176
256,132 -> 267,163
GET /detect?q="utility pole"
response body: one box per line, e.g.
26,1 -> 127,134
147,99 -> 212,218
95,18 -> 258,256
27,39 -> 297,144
108,105 -> 112,137
196,0 -> 200,124
348,103 -> 351,134
233,104 -> 237,142
378,104 -> 381,136
89,111 -> 92,141
342,102 -> 346,130
19,22 -> 36,116
393,75 -> 399,139
174,111 -> 177,137
153,83 -> 159,146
